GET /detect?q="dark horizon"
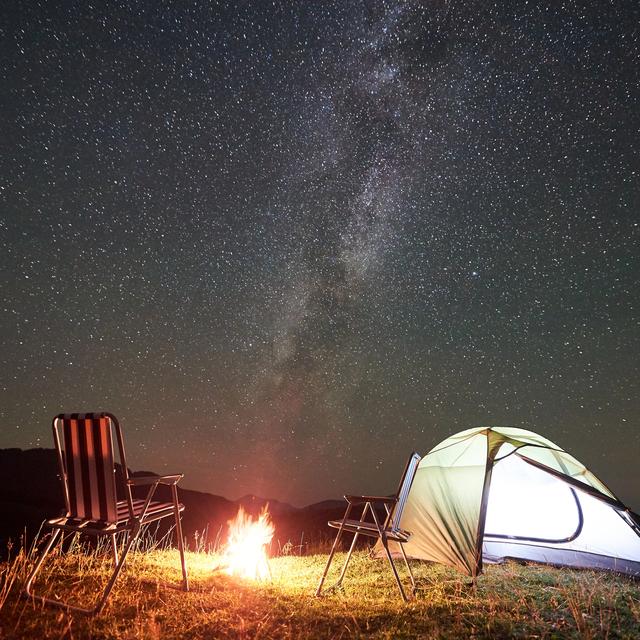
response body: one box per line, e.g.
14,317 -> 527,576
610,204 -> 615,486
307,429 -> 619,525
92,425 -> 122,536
2,439 -> 639,515
2,1 -> 639,509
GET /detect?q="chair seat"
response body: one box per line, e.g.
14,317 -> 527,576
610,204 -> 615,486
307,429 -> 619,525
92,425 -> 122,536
47,498 -> 184,533
328,519 -> 410,542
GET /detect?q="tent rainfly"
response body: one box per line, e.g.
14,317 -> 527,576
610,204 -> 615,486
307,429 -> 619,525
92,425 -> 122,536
383,427 -> 640,577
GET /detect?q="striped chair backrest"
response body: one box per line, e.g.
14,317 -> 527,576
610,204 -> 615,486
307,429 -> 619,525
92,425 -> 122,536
390,452 -> 421,532
56,414 -> 118,523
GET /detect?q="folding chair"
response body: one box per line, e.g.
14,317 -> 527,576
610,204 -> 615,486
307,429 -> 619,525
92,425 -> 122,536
316,452 -> 421,601
24,413 -> 189,615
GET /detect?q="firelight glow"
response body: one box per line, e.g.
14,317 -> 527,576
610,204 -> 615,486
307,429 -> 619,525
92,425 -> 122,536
222,506 -> 275,581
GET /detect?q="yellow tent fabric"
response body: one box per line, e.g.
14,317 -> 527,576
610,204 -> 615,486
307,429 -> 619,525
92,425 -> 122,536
381,427 -> 631,577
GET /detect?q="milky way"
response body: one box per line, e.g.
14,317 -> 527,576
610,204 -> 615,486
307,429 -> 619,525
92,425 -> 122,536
1,0 -> 639,507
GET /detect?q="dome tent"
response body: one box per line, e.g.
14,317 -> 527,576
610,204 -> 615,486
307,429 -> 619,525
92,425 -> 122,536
384,427 -> 640,577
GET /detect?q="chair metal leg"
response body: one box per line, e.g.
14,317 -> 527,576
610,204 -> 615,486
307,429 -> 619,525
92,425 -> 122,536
368,504 -> 410,602
333,501 -> 373,590
315,504 -> 352,597
171,484 -> 189,591
24,525 -> 139,616
90,531 -> 137,615
398,542 -> 415,591
381,537 -> 409,602
24,527 -> 62,600
111,534 -> 119,568
315,528 -> 344,596
334,531 -> 359,588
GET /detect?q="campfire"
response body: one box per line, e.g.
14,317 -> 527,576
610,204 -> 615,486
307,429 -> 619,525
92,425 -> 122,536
220,505 -> 275,580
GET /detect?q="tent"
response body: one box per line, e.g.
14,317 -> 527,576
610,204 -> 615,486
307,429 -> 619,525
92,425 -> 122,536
386,426 -> 640,577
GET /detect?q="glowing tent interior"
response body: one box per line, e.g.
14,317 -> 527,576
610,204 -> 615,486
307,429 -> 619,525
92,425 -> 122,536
383,427 -> 640,578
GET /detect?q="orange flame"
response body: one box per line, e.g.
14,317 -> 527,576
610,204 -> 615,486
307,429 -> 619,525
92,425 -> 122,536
222,506 -> 274,580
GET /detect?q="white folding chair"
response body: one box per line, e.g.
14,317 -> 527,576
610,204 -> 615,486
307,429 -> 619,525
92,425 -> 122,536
316,452 -> 421,601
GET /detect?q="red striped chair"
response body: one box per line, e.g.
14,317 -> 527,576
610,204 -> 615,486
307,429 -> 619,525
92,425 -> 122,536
24,413 -> 189,615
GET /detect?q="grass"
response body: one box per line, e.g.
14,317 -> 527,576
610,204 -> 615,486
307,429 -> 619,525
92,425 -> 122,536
1,535 -> 639,639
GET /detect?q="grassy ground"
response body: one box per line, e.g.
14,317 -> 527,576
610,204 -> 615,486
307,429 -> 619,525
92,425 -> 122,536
1,539 -> 639,639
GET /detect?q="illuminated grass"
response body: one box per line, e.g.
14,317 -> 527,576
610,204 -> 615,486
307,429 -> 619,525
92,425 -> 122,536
1,543 -> 639,639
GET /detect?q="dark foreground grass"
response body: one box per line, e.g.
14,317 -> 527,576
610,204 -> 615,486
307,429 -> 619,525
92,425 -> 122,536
1,542 -> 639,639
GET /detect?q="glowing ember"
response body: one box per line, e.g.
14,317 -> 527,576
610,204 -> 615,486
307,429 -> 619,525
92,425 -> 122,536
221,505 -> 274,580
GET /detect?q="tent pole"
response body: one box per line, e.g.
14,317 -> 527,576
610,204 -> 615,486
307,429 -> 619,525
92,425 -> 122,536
473,431 -> 500,578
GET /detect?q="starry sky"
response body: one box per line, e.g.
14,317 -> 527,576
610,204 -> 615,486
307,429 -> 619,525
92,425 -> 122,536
1,0 -> 639,508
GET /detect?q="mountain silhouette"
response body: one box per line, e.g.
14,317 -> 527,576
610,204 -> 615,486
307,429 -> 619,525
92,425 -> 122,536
0,448 -> 345,557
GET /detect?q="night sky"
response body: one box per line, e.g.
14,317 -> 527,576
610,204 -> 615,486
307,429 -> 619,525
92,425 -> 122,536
1,0 -> 639,509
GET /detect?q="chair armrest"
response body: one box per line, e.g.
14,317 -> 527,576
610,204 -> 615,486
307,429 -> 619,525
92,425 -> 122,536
128,474 -> 183,486
344,494 -> 397,505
